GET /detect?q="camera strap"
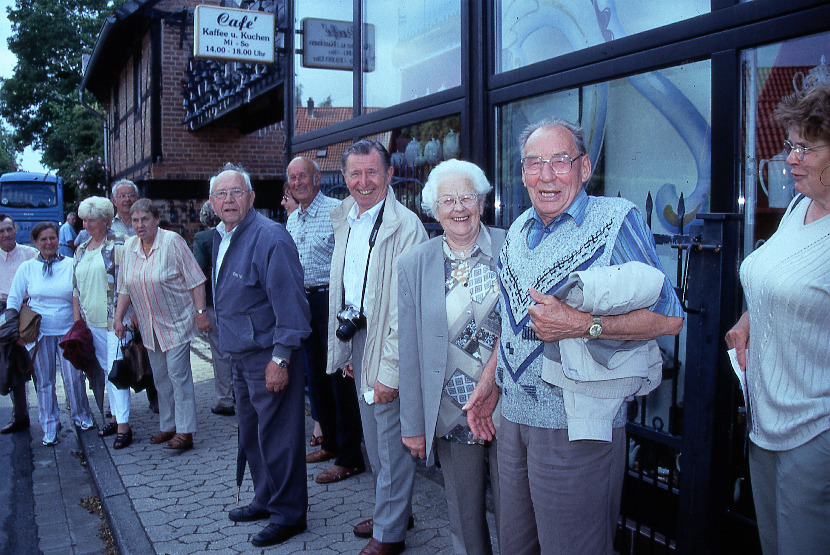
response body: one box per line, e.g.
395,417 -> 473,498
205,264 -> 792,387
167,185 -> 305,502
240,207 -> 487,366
344,199 -> 387,319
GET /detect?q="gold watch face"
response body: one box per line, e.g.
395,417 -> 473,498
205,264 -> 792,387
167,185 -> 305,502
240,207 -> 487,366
589,323 -> 602,339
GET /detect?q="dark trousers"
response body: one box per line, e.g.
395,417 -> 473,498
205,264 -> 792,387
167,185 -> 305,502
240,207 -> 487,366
305,288 -> 364,469
231,348 -> 307,526
9,382 -> 28,422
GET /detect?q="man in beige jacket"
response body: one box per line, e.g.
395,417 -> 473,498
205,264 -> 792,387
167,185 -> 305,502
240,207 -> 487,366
327,140 -> 427,555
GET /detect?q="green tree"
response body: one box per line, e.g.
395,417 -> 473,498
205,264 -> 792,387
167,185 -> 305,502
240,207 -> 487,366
0,125 -> 18,174
0,0 -> 121,188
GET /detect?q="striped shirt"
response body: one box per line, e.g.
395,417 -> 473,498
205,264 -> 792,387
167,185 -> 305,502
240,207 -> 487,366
524,189 -> 683,317
285,191 -> 340,288
117,228 -> 206,352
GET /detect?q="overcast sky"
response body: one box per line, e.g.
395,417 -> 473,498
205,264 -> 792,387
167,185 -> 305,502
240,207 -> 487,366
0,0 -> 48,173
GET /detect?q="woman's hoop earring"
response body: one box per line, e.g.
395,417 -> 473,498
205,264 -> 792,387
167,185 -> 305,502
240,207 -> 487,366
822,165 -> 830,187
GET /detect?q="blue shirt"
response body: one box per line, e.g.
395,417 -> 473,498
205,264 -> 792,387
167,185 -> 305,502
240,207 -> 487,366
58,221 -> 77,257
524,189 -> 683,318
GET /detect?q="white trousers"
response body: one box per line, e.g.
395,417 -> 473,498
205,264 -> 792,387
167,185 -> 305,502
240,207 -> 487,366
89,325 -> 131,424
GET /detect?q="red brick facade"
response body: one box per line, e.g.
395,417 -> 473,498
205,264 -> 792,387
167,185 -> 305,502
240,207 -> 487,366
99,0 -> 286,197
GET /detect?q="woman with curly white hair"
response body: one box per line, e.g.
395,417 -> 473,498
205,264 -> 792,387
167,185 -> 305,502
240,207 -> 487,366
399,159 -> 502,554
73,196 -> 134,449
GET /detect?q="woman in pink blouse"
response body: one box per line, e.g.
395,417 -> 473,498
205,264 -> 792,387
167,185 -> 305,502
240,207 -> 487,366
114,199 -> 210,451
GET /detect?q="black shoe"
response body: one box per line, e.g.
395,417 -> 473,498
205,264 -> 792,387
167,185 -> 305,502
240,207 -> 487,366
210,405 -> 235,416
229,505 -> 270,522
251,523 -> 307,547
0,419 -> 30,434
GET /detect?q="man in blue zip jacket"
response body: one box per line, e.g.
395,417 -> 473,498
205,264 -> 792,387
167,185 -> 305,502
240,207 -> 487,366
210,164 -> 311,547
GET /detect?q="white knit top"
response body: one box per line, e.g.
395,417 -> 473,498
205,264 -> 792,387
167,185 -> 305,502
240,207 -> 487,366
740,195 -> 830,451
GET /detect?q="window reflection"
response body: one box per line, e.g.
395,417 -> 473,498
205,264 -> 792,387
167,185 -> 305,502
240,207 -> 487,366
301,115 -> 462,227
294,0 -> 354,135
497,60 -> 711,237
742,32 -> 830,253
363,1 -> 461,108
496,0 -> 708,73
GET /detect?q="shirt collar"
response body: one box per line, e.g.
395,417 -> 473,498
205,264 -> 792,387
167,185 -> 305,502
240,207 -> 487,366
523,188 -> 588,232
216,221 -> 238,239
0,245 -> 13,261
347,191 -> 387,226
298,190 -> 325,220
441,224 -> 494,261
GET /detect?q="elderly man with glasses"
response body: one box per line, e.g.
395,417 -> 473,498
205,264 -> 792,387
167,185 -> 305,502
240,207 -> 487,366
209,163 -> 311,548
110,179 -> 139,237
470,117 -> 684,554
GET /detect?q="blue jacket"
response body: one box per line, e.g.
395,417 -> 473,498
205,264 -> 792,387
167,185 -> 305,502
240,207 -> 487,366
212,209 -> 310,358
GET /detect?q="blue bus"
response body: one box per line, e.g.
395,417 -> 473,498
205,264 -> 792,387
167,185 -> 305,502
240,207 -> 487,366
0,171 -> 65,244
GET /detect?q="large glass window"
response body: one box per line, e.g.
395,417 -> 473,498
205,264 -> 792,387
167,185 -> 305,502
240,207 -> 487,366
362,1 -> 461,109
294,0 -> 354,135
741,32 -> 830,254
496,0 -> 708,73
497,60 -> 712,239
305,115 -> 462,227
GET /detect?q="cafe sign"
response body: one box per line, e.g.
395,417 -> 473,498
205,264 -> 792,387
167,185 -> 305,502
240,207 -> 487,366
194,5 -> 275,64
301,18 -> 375,71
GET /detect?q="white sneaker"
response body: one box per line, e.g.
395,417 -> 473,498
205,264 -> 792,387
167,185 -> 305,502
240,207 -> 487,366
42,434 -> 58,446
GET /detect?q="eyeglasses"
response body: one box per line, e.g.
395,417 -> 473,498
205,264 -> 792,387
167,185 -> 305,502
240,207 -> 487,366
211,188 -> 248,201
521,154 -> 583,175
784,139 -> 827,161
437,193 -> 479,210
116,193 -> 137,199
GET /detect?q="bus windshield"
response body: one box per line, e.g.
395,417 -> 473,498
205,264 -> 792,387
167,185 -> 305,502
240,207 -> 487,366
0,182 -> 59,208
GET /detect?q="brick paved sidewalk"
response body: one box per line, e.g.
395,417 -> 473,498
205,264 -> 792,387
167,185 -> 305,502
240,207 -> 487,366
84,336 -> 498,554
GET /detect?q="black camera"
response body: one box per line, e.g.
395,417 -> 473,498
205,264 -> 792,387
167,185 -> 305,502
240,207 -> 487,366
335,306 -> 366,341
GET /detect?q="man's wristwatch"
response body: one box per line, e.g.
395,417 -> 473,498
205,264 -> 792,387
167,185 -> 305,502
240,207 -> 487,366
271,356 -> 289,368
588,316 -> 603,339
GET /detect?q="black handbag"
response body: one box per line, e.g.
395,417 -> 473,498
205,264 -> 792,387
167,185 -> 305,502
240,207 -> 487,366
108,338 -> 133,390
122,328 -> 153,392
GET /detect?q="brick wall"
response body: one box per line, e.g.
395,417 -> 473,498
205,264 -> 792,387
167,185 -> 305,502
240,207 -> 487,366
104,0 -> 287,188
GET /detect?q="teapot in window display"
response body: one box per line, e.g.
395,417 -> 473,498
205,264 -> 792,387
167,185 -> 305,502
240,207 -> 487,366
793,55 -> 830,93
405,138 -> 422,167
424,138 -> 442,165
443,129 -> 460,160
759,148 -> 795,209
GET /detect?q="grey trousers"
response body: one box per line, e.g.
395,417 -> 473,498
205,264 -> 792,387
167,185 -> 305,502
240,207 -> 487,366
206,308 -> 233,408
353,330 -> 415,543
749,428 -> 830,555
435,437 -> 499,555
147,336 -> 197,434
498,419 -> 625,555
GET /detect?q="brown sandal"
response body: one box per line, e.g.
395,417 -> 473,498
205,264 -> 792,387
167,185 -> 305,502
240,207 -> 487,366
150,430 -> 176,444
164,433 -> 193,451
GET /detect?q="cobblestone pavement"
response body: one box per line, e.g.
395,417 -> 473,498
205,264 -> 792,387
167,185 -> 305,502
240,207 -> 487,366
83,336 -> 499,554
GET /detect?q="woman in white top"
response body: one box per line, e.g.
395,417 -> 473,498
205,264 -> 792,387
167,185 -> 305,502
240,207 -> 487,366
726,83 -> 830,554
73,196 -> 133,449
7,221 -> 94,445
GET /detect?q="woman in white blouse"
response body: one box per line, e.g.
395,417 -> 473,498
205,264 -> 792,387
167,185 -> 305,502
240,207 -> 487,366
7,221 -> 93,445
726,83 -> 830,553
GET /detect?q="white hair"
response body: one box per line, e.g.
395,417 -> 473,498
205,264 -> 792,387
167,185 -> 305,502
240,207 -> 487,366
111,179 -> 138,198
78,196 -> 115,221
421,159 -> 492,218
209,163 -> 252,194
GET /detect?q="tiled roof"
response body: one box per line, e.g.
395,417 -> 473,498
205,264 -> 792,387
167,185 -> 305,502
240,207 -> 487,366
755,66 -> 811,160
293,107 -> 390,173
